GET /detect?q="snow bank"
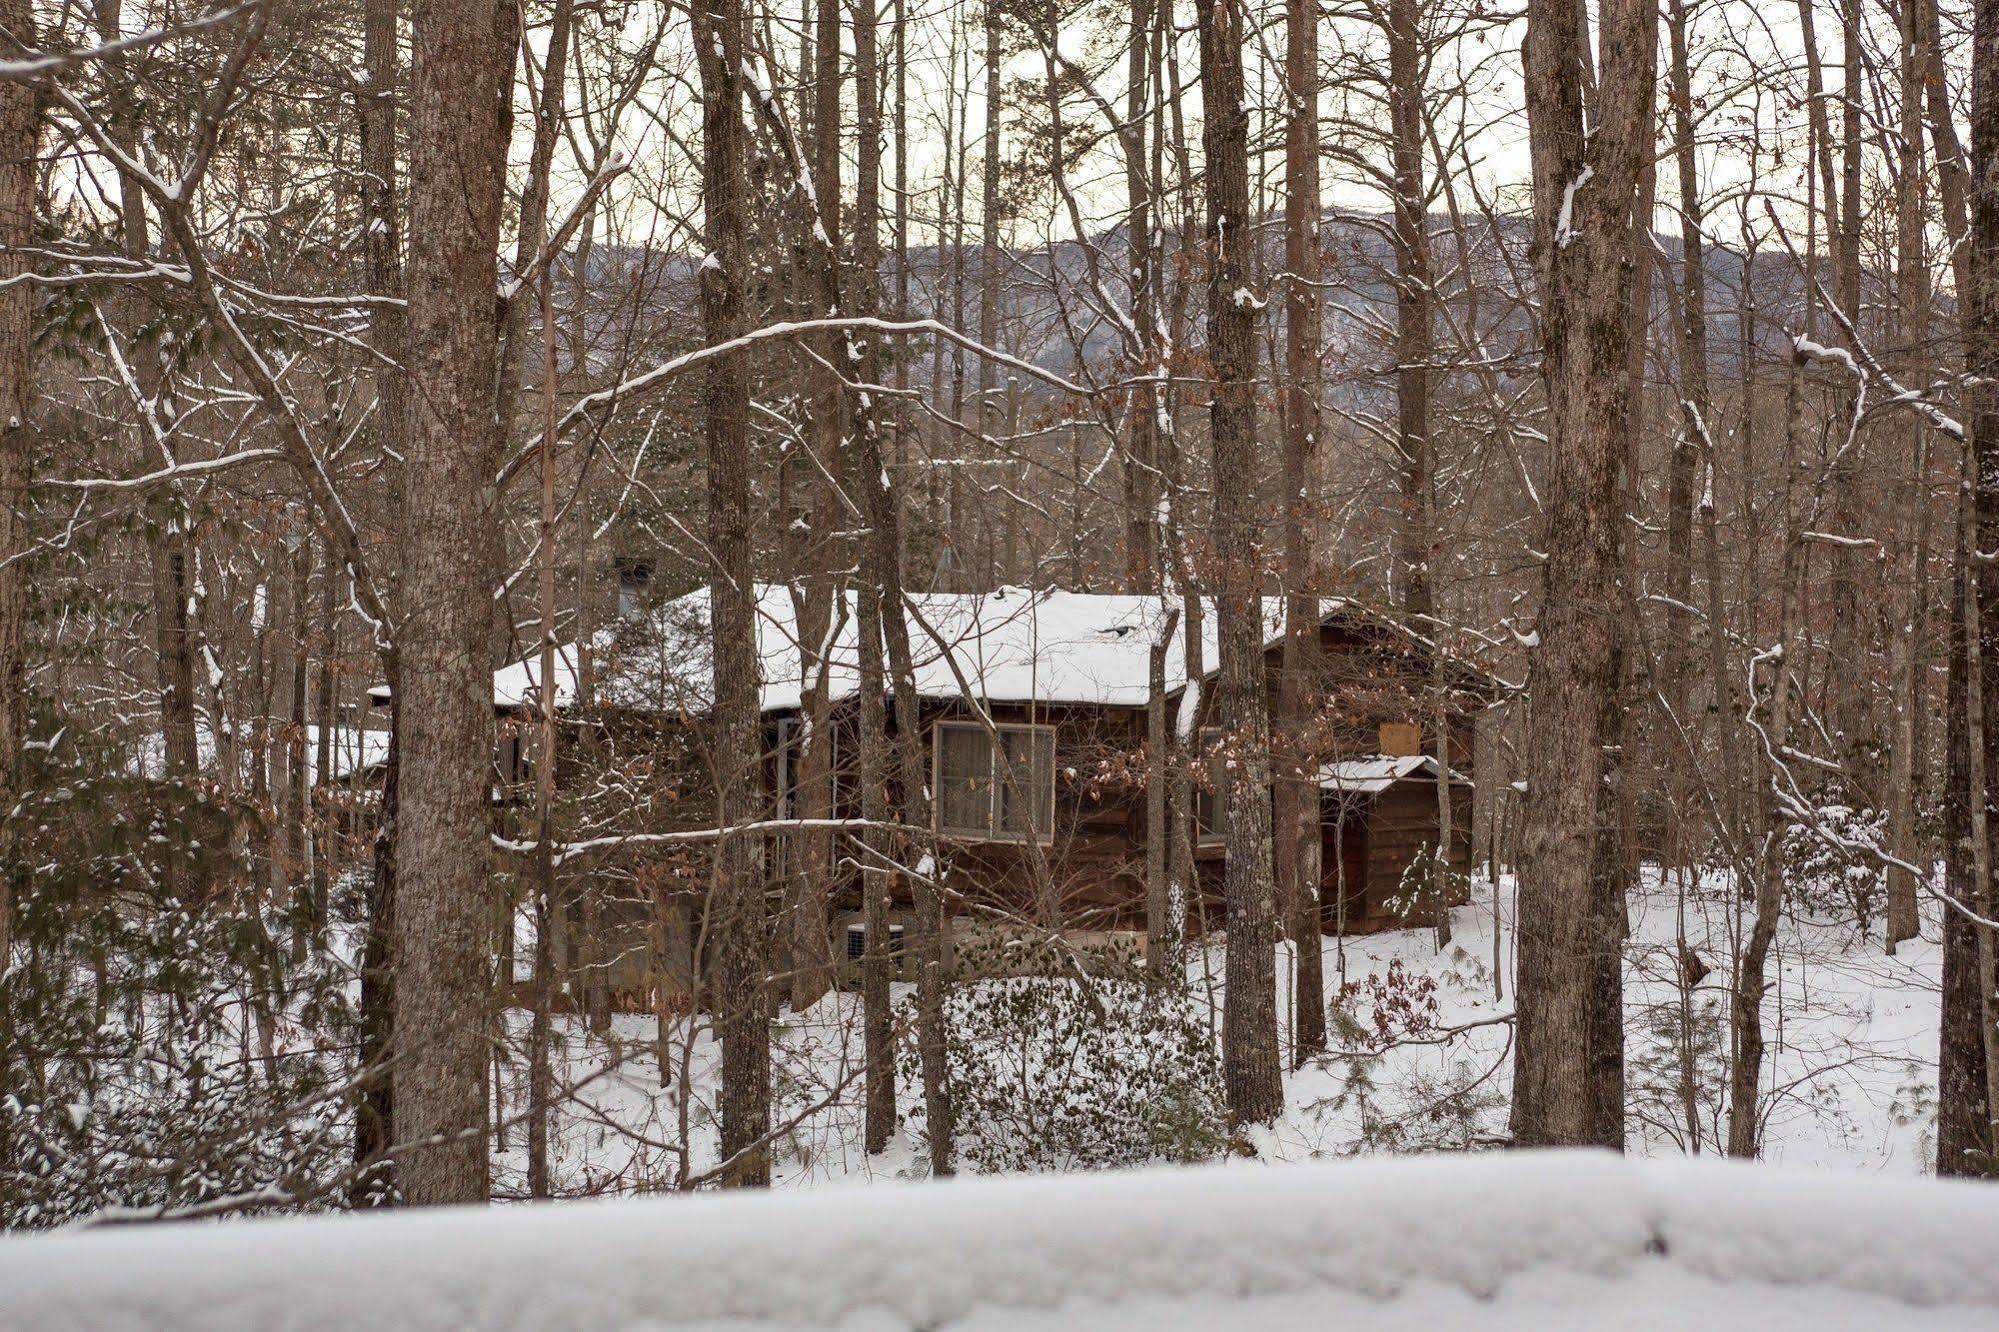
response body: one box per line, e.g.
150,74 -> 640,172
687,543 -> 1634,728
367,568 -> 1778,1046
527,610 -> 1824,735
4,1153 -> 1996,1330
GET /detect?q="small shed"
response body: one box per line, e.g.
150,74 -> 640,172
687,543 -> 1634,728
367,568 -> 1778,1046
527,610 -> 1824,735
1318,754 -> 1473,931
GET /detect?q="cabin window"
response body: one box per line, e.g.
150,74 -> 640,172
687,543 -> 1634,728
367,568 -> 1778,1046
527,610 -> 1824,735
773,716 -> 799,818
933,720 -> 1056,841
1193,728 -> 1225,845
846,923 -> 905,962
495,727 -> 530,787
615,556 -> 654,619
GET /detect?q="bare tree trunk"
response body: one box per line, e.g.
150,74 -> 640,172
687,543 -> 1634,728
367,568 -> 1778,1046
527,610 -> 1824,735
0,0 -> 32,961
1661,0 -> 1701,873
1884,0 -> 1934,951
1968,0 -> 1999,1173
1123,0 -> 1160,590
351,0 -> 405,1202
978,0 -> 1004,582
525,269 -> 561,1201
493,0 -> 575,432
1814,0 -> 1875,815
1919,0 -> 1993,1173
310,567 -> 335,948
1666,0 -> 1746,867
1387,0 -> 1431,627
1939,472 -> 1993,1172
1282,0 -> 1326,1062
94,0 -> 199,784
1511,0 -> 1653,1149
1147,609 -> 1180,982
850,0 -> 897,1156
394,0 -> 514,1206
1196,0 -> 1284,1126
1729,311 -> 1814,1160
884,0 -> 951,1175
286,545 -> 313,958
784,0 -> 846,1014
1432,705 -> 1455,949
693,0 -> 772,1187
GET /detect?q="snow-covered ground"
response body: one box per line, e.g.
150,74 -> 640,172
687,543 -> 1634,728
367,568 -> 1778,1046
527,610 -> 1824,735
0,871 -> 1972,1328
7,1153 -> 1995,1330
495,870 -> 1946,1192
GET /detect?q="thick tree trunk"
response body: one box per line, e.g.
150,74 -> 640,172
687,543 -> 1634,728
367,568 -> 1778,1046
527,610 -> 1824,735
1968,0 -> 1999,1175
1939,481 -> 1993,1173
0,0 -> 32,961
350,0 -> 405,1201
850,0 -> 898,1156
394,0 -> 514,1205
693,0 -> 773,1187
1884,0 -> 1934,952
1662,0 -> 1701,870
1823,0 -> 1874,806
783,0 -> 846,1014
1387,0 -> 1432,626
1511,0 -> 1654,1149
1195,0 -> 1284,1126
1282,0 -> 1326,1063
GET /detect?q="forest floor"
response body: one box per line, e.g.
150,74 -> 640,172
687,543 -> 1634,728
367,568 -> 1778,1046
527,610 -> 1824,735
495,869 -> 1944,1195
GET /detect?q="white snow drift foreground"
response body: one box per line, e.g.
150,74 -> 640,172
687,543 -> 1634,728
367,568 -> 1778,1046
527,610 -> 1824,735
5,1153 -> 1998,1331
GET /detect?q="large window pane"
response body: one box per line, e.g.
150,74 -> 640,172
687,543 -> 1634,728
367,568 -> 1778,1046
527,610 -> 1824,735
1194,729 -> 1224,844
997,726 -> 1055,838
937,724 -> 991,834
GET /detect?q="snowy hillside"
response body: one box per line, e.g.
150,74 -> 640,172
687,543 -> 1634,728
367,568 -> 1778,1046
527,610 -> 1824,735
5,1152 -> 1996,1330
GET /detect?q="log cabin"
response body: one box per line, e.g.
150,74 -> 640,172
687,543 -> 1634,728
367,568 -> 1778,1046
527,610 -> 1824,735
349,584 -> 1500,1004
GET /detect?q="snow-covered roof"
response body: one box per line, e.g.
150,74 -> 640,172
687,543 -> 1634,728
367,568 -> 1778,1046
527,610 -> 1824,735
367,644 -> 587,715
310,725 -> 389,784
367,585 -> 1504,721
733,585 -> 1275,713
374,586 -> 1307,717
6,1154 -> 1997,1330
1321,754 -> 1471,794
136,723 -> 389,786
488,646 -> 583,713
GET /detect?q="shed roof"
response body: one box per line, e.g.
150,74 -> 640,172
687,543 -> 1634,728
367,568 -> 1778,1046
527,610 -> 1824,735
1320,754 -> 1472,794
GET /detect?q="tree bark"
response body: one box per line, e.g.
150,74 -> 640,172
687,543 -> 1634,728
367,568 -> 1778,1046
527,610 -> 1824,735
1968,0 -> 1999,1176
1511,0 -> 1654,1149
351,0 -> 405,1202
0,0 -> 33,961
978,0 -> 1004,583
394,0 -> 515,1205
1939,474 -> 1993,1173
1281,0 -> 1326,1063
1196,0 -> 1284,1126
782,0 -> 846,1014
693,0 -> 773,1187
850,0 -> 898,1156
525,270 -> 560,1201
1884,0 -> 1934,951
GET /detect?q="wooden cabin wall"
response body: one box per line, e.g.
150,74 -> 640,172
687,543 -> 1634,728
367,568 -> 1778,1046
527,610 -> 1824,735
519,607 -> 1502,1006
